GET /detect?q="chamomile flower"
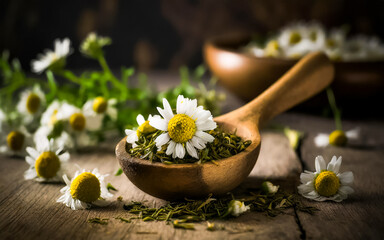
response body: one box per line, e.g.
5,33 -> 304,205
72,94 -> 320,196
314,128 -> 359,147
57,168 -> 113,210
16,85 -> 46,125
324,29 -> 346,61
80,32 -> 112,59
125,114 -> 158,148
82,97 -> 117,121
342,35 -> 384,61
227,200 -> 250,217
0,126 -> 32,156
298,155 -> 354,202
24,138 -> 69,182
150,95 -> 217,159
279,22 -> 326,58
55,103 -> 102,147
34,100 -> 74,150
31,38 -> 72,73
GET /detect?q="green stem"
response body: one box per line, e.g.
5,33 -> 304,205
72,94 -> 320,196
326,87 -> 342,130
98,55 -> 127,100
56,70 -> 81,84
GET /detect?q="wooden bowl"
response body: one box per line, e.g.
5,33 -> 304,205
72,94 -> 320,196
204,33 -> 384,103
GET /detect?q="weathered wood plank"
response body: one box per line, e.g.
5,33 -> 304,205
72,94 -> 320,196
274,113 -> 384,240
0,131 -> 302,240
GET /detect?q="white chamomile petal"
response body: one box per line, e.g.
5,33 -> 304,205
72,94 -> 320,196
300,171 -> 316,184
175,143 -> 185,159
298,155 -> 354,202
315,155 -> 326,173
155,133 -> 170,148
346,128 -> 360,140
338,171 -> 354,185
186,141 -> 198,159
327,156 -> 342,174
149,117 -> 168,131
166,141 -> 176,156
314,133 -> 329,147
136,114 -> 146,125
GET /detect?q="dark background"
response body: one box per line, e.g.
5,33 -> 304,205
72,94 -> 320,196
1,0 -> 384,72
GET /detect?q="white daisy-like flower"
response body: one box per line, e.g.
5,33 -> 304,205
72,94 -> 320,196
324,29 -> 346,61
227,200 -> 250,217
34,126 -> 74,150
16,85 -> 46,125
314,128 -> 359,147
0,126 -> 32,156
342,35 -> 384,61
31,38 -> 72,73
278,21 -> 326,58
298,155 -> 354,202
57,168 -> 113,210
34,100 -> 74,150
149,95 -> 217,159
125,114 -> 158,148
82,97 -> 117,121
24,138 -> 70,182
55,103 -> 102,147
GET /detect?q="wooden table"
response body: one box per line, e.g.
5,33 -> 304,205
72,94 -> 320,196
1,74 -> 384,239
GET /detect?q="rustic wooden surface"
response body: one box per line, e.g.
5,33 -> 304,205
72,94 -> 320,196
1,74 -> 384,239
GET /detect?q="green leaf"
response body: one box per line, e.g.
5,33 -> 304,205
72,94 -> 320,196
115,168 -> 123,176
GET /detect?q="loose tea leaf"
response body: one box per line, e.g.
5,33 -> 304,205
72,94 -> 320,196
128,127 -> 252,164
87,218 -> 109,225
123,183 -> 318,223
107,183 -> 117,191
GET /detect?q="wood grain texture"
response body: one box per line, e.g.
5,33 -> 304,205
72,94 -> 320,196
0,130 -> 302,240
273,113 -> 384,240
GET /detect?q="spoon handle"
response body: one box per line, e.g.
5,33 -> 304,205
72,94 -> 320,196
229,51 -> 334,127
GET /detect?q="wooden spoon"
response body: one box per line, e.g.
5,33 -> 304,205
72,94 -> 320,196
116,52 -> 334,200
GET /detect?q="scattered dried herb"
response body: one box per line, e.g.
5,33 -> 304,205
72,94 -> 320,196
87,218 -> 109,225
173,220 -> 195,230
107,183 -> 117,191
128,127 -> 252,164
122,185 -> 318,225
117,196 -> 123,202
115,217 -> 132,223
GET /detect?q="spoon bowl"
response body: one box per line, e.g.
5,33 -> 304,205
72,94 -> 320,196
116,52 -> 334,200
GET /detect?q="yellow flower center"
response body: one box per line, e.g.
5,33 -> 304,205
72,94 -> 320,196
168,114 -> 196,143
136,120 -> 157,137
289,32 -> 302,45
35,151 -> 61,179
92,97 -> 108,114
6,131 -> 25,151
315,170 -> 340,197
26,93 -> 41,114
70,172 -> 101,203
309,31 -> 317,41
329,130 -> 347,146
265,40 -> 280,57
69,113 -> 86,131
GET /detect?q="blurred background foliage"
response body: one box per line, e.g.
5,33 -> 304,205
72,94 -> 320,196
1,0 -> 383,72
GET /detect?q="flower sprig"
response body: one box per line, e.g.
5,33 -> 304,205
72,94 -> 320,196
0,33 -> 225,154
